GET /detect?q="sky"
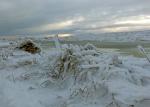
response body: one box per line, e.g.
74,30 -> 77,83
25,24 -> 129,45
0,0 -> 150,35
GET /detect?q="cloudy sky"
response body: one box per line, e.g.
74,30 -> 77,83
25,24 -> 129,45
0,0 -> 150,35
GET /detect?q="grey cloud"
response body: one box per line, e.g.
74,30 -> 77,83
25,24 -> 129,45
0,0 -> 150,35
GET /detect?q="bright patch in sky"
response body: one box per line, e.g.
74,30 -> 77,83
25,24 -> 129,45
115,15 -> 150,25
41,16 -> 85,31
21,17 -> 85,33
105,15 -> 150,32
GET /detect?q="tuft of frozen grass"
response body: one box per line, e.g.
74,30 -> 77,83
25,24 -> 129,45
16,39 -> 41,54
137,45 -> 150,63
51,47 -> 80,79
53,34 -> 62,53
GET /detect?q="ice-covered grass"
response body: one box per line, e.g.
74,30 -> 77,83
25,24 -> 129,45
0,39 -> 150,107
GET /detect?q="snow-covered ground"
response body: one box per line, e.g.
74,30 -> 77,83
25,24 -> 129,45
0,40 -> 11,47
62,30 -> 150,42
0,39 -> 150,107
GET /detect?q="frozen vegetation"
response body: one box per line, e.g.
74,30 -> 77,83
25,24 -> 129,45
0,37 -> 150,107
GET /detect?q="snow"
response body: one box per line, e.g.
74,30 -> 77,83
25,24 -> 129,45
0,40 -> 10,47
69,30 -> 150,42
0,39 -> 150,107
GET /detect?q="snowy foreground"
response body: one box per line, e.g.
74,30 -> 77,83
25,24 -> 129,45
0,40 -> 150,107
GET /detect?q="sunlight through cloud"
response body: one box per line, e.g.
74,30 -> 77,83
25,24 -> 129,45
101,15 -> 150,32
114,15 -> 150,25
32,16 -> 84,32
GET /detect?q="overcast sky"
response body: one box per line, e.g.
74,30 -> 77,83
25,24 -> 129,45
0,0 -> 150,35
